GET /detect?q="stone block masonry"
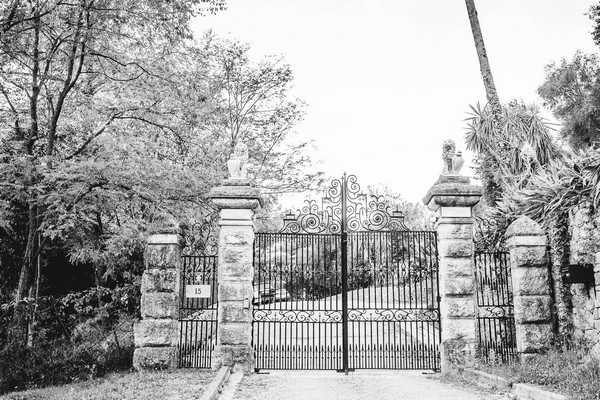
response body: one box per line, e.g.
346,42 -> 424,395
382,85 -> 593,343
506,216 -> 553,357
209,178 -> 261,371
591,208 -> 600,360
133,227 -> 182,370
424,172 -> 482,375
570,202 -> 598,346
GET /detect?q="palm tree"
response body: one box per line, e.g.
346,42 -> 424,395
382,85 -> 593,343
465,102 -> 559,188
464,0 -> 504,206
465,0 -> 502,116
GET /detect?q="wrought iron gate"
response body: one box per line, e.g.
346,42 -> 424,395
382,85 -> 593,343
178,255 -> 218,368
252,174 -> 441,372
474,251 -> 517,362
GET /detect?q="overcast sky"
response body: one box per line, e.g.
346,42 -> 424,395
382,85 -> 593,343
193,0 -> 598,203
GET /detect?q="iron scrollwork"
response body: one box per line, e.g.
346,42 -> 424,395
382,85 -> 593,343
280,174 -> 408,234
180,308 -> 218,321
348,308 -> 440,322
477,306 -> 513,319
253,309 -> 343,323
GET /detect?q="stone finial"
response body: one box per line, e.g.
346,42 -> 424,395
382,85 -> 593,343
442,139 -> 464,176
227,141 -> 249,180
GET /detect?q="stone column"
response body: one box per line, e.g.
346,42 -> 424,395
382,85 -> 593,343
424,174 -> 481,375
505,216 -> 552,358
133,225 -> 181,370
209,179 -> 261,371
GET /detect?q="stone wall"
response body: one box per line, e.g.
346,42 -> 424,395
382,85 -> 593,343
569,202 -> 599,348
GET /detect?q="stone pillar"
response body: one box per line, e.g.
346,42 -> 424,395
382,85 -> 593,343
209,179 -> 261,371
424,174 -> 481,375
505,216 -> 552,358
133,225 -> 181,370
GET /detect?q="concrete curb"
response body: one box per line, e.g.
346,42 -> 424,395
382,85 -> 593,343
513,383 -> 568,400
461,368 -> 513,391
199,366 -> 232,400
458,369 -> 569,400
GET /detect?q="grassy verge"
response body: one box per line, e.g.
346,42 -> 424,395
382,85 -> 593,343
0,369 -> 216,400
478,349 -> 600,400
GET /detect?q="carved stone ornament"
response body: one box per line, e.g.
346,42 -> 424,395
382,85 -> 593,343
226,141 -> 249,180
442,139 -> 464,175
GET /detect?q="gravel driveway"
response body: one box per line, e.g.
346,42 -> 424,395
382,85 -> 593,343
231,370 -> 508,400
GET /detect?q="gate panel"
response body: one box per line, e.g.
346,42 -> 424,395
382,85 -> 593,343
253,233 -> 343,370
178,255 -> 218,368
474,251 -> 517,362
252,174 -> 440,371
347,231 -> 440,370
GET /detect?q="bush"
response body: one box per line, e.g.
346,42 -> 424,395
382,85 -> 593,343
480,348 -> 600,400
0,285 -> 139,394
284,265 -> 376,300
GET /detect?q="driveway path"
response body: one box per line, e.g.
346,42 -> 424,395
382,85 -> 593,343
229,370 -> 508,400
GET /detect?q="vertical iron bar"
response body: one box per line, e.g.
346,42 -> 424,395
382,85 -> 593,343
340,174 -> 349,373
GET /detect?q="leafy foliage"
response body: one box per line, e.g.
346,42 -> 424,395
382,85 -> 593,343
0,285 -> 139,393
465,101 -> 560,189
539,52 -> 600,149
0,0 -> 319,393
494,149 -> 600,227
0,3 -> 319,299
465,100 -> 560,249
366,184 -> 434,230
480,348 -> 600,400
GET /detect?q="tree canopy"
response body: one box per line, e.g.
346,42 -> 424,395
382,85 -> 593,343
0,1 -> 319,304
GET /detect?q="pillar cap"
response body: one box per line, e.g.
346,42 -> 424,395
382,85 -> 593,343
506,215 -> 544,238
209,182 -> 262,210
423,175 -> 482,211
147,218 -> 183,236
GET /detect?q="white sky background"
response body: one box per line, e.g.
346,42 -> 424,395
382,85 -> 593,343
193,0 -> 598,204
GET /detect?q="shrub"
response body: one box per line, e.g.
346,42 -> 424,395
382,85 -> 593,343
480,348 -> 600,400
0,285 -> 139,394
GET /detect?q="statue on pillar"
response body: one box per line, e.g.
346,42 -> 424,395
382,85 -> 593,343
227,141 -> 249,180
441,139 -> 464,176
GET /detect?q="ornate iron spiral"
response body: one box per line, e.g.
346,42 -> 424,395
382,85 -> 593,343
280,174 -> 409,233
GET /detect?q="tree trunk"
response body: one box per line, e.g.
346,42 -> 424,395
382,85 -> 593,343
549,213 -> 573,342
464,0 -> 501,114
16,203 -> 37,302
12,202 -> 37,345
464,0 -> 503,206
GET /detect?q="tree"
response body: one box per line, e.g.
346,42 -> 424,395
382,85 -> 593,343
464,0 -> 504,206
0,6 -> 319,324
0,0 -> 214,308
464,0 -> 501,115
538,52 -> 600,149
366,184 -> 434,230
465,101 -> 559,189
465,100 -> 559,255
200,35 -> 322,195
588,3 -> 600,48
0,0 -> 322,334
